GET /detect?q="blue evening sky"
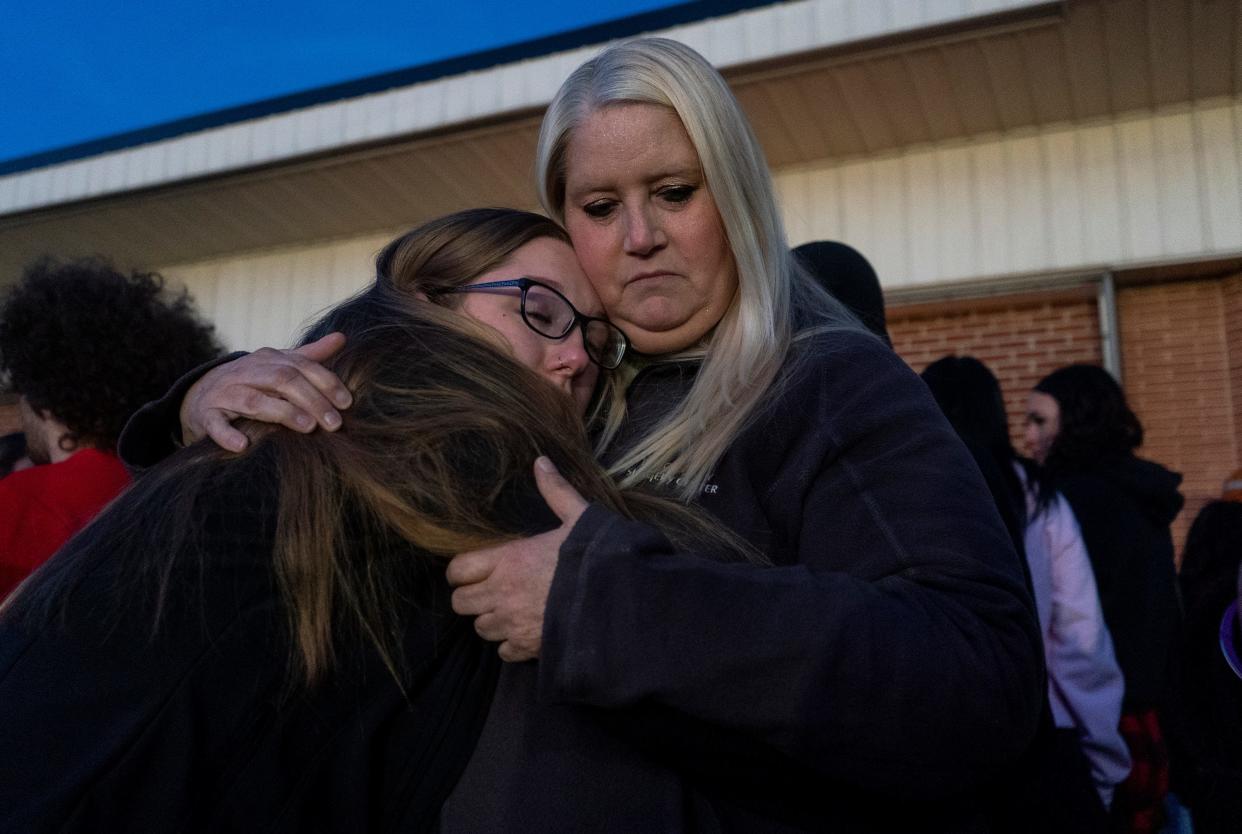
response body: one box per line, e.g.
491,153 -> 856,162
0,0 -> 685,165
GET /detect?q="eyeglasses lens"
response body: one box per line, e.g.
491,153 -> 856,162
522,285 -> 575,339
584,320 -> 626,369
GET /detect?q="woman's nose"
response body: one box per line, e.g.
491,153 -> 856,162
554,330 -> 592,376
623,205 -> 664,255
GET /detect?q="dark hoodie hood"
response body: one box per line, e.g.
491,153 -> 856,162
1092,453 -> 1185,526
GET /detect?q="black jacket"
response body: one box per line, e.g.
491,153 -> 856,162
1054,454 -> 1183,710
446,330 -> 1043,832
117,332 -> 1043,832
0,445 -> 498,833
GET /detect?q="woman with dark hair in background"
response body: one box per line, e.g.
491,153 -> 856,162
1025,363 -> 1184,833
0,208 -> 746,833
922,355 -> 1129,826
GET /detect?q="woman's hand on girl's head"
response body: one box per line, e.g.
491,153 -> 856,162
447,457 -> 589,662
180,332 -> 353,452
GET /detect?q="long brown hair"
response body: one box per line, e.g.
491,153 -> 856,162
7,208 -> 757,688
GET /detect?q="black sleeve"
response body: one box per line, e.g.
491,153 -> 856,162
537,334 -> 1043,798
116,351 -> 246,472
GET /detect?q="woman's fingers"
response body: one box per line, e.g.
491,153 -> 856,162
201,409 -> 251,452
294,331 -> 347,364
447,549 -> 499,589
239,359 -> 346,430
180,345 -> 354,451
288,335 -> 354,410
533,456 -> 589,523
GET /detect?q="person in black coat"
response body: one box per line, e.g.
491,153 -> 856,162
1025,363 -> 1184,833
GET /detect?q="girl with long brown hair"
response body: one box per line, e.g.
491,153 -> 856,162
0,208 -> 745,833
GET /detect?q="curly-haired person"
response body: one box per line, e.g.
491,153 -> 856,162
0,258 -> 222,597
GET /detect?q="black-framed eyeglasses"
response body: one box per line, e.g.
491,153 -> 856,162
430,277 -> 629,370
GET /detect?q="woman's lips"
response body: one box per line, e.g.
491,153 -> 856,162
626,271 -> 677,285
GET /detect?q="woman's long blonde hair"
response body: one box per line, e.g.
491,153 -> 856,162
8,208 -> 757,687
536,38 -> 857,500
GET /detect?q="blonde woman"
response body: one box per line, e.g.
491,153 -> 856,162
135,40 -> 1042,832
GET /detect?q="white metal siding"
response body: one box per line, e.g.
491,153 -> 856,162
779,101 -> 1242,287
0,0 -> 1052,217
163,232 -> 393,350
168,103 -> 1241,353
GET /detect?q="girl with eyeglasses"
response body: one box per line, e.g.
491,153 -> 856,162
0,208 -> 752,833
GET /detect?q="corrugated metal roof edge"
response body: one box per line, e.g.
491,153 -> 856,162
0,0 -> 780,178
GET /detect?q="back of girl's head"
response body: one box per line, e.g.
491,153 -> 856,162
1035,364 -> 1142,469
920,355 -> 1013,461
284,281 -> 611,555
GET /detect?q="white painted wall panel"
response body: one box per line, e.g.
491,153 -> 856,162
48,164 -> 70,203
159,103 -> 1242,350
852,0 -> 892,38
183,134 -> 210,179
891,0 -> 928,31
162,233 -> 391,350
972,142 -> 1010,277
742,6 -> 780,59
774,3 -> 816,54
871,155 -> 909,277
1116,118 -> 1164,261
781,102 -> 1242,288
1042,130 -> 1085,267
774,171 -> 812,242
342,99 -> 372,144
904,152 -> 939,284
812,0 -> 852,41
839,162 -> 878,263
85,152 -> 108,195
1152,111 -> 1204,255
1077,123 -> 1125,264
64,160 -> 90,200
808,166 -> 843,240
1195,106 -> 1242,251
935,147 -> 977,278
1004,135 -> 1048,268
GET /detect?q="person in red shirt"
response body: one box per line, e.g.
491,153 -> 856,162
0,258 -> 221,597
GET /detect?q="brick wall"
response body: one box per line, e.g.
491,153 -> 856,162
889,276 -> 1242,556
1119,278 -> 1241,548
888,290 -> 1102,451
1224,274 -> 1242,459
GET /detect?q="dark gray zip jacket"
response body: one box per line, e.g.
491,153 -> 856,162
444,330 -> 1042,833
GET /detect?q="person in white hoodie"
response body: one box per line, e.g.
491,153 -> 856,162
922,355 -> 1131,812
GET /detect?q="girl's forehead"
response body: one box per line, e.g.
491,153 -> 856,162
504,237 -> 603,315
